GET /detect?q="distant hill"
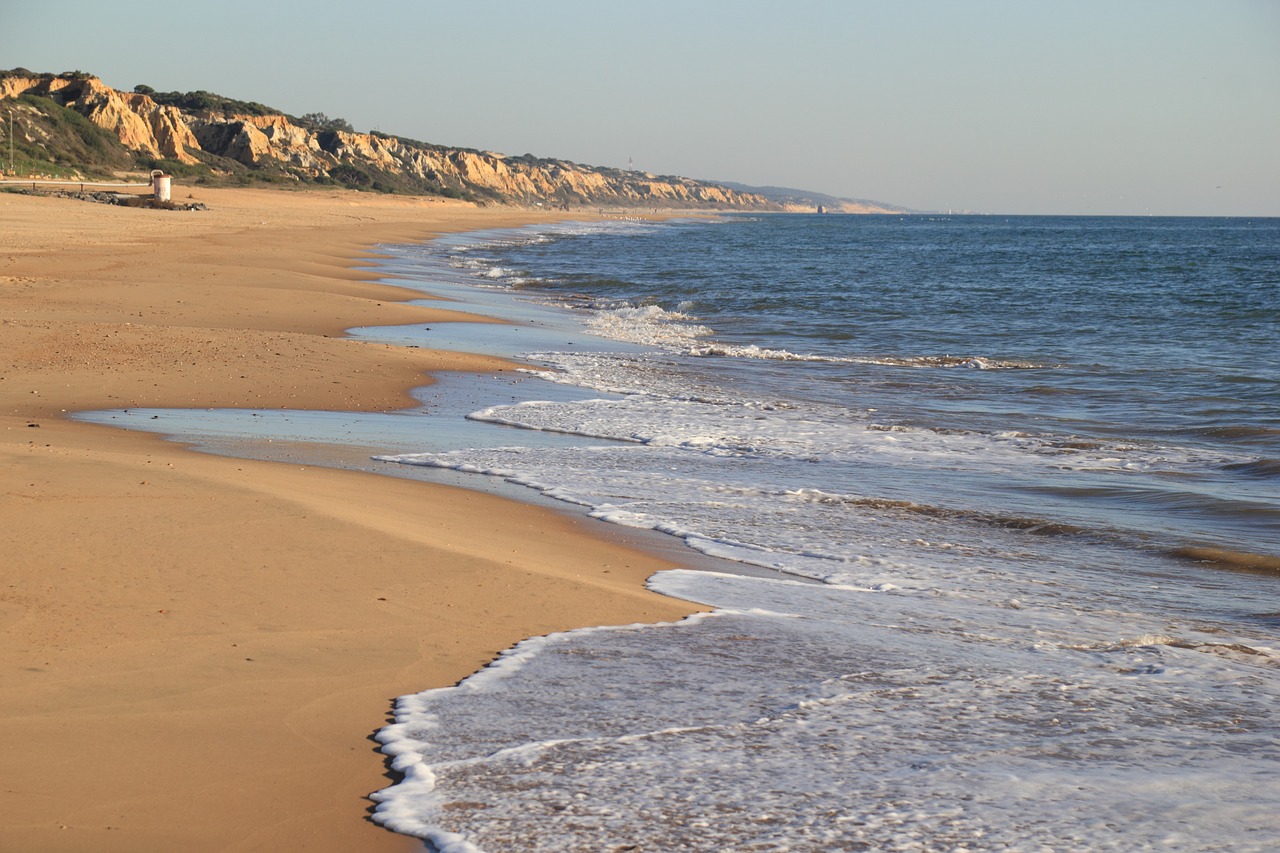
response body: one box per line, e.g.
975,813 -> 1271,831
717,182 -> 911,214
0,69 -> 901,212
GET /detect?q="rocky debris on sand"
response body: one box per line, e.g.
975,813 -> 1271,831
7,188 -> 208,210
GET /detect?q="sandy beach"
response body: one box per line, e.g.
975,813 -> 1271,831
0,186 -> 702,852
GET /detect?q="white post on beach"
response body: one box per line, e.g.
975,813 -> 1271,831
152,169 -> 171,202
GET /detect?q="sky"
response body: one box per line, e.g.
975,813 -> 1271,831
4,0 -> 1278,215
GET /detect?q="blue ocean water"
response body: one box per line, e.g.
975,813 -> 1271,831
366,215 -> 1280,852
434,215 -> 1279,555
79,214 -> 1280,850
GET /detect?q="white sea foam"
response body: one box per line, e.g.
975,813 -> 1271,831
373,568 -> 1280,851
380,335 -> 1255,597
579,298 -> 1050,368
583,303 -> 715,349
470,351 -> 1245,478
688,342 -> 1049,368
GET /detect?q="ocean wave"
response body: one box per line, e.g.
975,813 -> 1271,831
1170,546 -> 1280,576
1059,630 -> 1269,666
687,343 -> 1049,369
1063,633 -> 1272,663
584,304 -> 714,349
1198,425 -> 1280,441
1221,458 -> 1280,478
780,488 -> 1093,537
686,342 -> 851,362
565,296 -> 1052,371
484,258 -> 1058,373
465,375 -> 1247,479
862,354 -> 1049,369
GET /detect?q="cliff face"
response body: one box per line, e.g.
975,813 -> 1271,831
1,73 -> 773,208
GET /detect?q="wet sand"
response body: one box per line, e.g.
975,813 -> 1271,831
0,186 -> 701,852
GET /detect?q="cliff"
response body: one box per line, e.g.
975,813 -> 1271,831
0,71 -> 774,209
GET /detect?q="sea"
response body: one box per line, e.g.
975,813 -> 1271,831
83,214 -> 1280,851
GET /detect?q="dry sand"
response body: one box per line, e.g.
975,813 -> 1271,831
0,186 -> 702,852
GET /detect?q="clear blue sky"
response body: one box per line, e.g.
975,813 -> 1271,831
5,0 -> 1277,215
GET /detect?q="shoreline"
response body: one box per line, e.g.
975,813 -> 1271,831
0,187 -> 704,852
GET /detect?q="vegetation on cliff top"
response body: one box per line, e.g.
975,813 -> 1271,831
133,83 -> 279,118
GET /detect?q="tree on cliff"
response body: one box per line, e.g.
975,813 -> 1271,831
299,112 -> 354,133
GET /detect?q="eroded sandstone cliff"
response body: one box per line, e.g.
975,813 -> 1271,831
1,72 -> 773,208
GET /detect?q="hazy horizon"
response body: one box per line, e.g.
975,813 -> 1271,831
4,0 -> 1277,216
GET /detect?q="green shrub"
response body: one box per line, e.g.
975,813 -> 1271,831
299,112 -> 354,133
8,95 -> 133,175
328,163 -> 373,188
148,89 -> 279,117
